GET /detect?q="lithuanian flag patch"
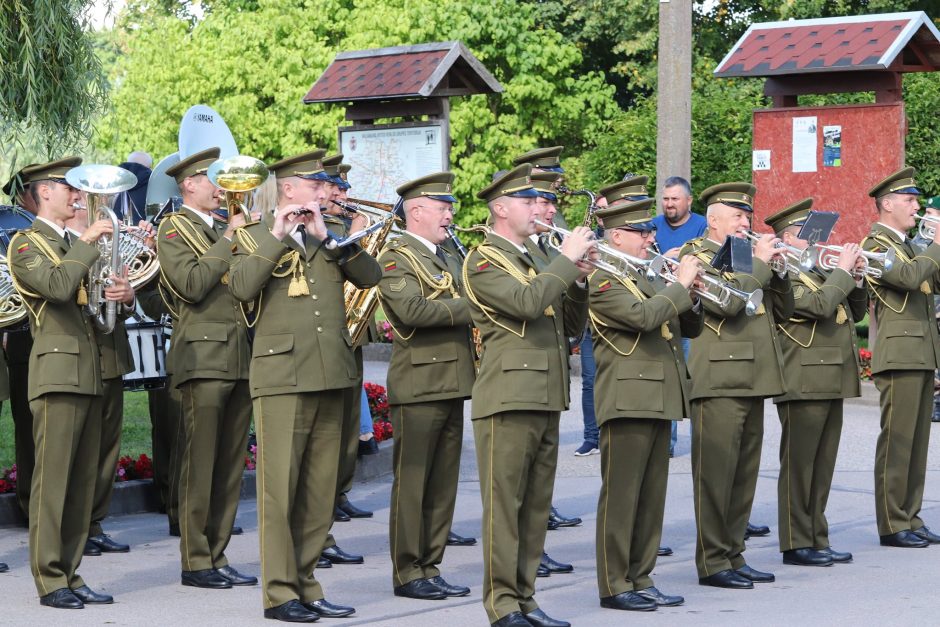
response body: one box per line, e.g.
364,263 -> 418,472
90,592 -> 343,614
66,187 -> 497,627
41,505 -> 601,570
165,228 -> 178,240
16,242 -> 29,253
476,259 -> 490,271
383,260 -> 397,272
598,279 -> 611,292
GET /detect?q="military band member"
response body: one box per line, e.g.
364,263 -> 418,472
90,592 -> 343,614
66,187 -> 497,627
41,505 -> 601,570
589,198 -> 702,611
229,149 -> 381,623
678,182 -> 793,589
8,157 -> 116,608
377,172 -> 475,601
862,167 -> 940,548
767,199 -> 867,566
157,148 -> 256,589
462,164 -> 594,627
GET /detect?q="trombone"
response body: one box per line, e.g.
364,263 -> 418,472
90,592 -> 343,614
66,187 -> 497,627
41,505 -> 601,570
743,230 -> 818,275
654,253 -> 764,316
534,220 -> 664,281
913,213 -> 940,239
813,244 -> 895,279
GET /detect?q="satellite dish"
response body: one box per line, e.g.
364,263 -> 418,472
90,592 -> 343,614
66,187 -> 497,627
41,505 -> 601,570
145,151 -> 182,211
178,105 -> 238,160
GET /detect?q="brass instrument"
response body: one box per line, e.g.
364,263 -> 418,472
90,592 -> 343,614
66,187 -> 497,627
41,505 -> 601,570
655,253 -> 764,317
556,186 -> 598,229
913,213 -> 940,239
66,164 -> 138,334
344,205 -> 402,345
70,203 -> 160,289
445,225 -> 483,369
207,155 -> 269,223
535,220 -> 664,281
0,254 -> 27,327
813,243 -> 895,279
743,230 -> 817,275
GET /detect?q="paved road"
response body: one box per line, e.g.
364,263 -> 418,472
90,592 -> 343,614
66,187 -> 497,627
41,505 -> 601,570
2,367 -> 940,625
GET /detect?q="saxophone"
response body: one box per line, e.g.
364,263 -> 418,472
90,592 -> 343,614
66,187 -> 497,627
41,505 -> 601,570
344,204 -> 402,346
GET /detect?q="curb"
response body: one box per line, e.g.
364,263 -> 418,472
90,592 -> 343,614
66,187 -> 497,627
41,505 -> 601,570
0,439 -> 393,529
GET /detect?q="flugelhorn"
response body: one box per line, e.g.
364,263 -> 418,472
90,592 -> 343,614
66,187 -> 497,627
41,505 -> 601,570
66,164 -> 138,334
207,155 -> 268,223
913,213 -> 940,239
813,244 -> 895,279
534,220 -> 664,281
743,230 -> 817,275
654,253 -> 764,316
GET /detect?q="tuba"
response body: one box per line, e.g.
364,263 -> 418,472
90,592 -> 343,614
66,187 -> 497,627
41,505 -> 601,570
207,155 -> 268,223
66,164 -> 138,334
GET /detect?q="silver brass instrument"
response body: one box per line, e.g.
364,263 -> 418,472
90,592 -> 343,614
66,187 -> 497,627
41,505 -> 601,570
534,220 -> 664,281
0,255 -> 26,327
743,231 -> 817,275
69,203 -> 159,289
66,164 -> 138,334
207,155 -> 269,223
655,253 -> 764,316
914,213 -> 940,239
812,244 -> 895,279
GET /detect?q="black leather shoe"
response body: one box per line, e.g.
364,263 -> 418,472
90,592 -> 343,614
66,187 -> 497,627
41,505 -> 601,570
548,506 -> 581,528
427,575 -> 470,597
913,526 -> 940,544
231,526 -> 244,535
264,599 -> 319,622
39,588 -> 84,609
446,530 -> 477,546
358,437 -> 379,456
333,506 -> 350,523
303,599 -> 355,618
181,568 -> 233,589
783,548 -> 832,566
493,611 -> 532,626
821,547 -> 853,563
87,534 -> 130,553
657,545 -> 673,557
635,586 -> 684,607
744,522 -> 771,540
536,563 -> 550,577
546,517 -> 560,531
0,562 -> 7,573
216,565 -> 258,585
735,564 -> 775,582
540,552 -> 573,573
321,545 -> 364,565
880,530 -> 929,547
394,578 -> 447,600
71,585 -> 113,604
600,591 -> 657,611
169,522 -> 180,537
525,607 -> 571,626
82,540 -> 101,556
337,494 -> 373,519
316,556 -> 332,569
698,569 -> 753,589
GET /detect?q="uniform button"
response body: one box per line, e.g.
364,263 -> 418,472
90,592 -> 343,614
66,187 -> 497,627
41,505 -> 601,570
314,311 -> 320,316
204,336 -> 209,340
523,363 -> 528,367
639,373 -> 644,377
268,349 -> 274,353
312,294 -> 318,299
54,348 -> 59,352
317,326 -> 323,332
432,357 -> 437,361
729,354 -> 733,358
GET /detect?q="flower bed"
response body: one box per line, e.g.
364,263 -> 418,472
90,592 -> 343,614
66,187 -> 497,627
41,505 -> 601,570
859,347 -> 872,381
364,381 -> 394,442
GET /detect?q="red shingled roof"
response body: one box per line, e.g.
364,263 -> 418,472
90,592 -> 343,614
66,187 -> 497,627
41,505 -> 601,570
304,41 -> 502,104
715,11 -> 940,77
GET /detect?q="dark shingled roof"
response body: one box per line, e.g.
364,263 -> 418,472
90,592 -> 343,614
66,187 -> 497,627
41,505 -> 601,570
304,41 -> 502,104
715,11 -> 940,78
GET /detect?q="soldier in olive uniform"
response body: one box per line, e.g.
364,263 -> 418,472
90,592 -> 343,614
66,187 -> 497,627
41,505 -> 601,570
862,168 -> 940,548
462,164 -> 594,627
377,172 -> 475,601
229,150 -> 381,623
157,148 -> 256,589
767,200 -> 867,566
678,183 -> 793,589
589,198 -> 703,611
8,157 -> 117,608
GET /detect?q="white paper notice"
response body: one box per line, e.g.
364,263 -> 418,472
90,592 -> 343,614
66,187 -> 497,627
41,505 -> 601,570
792,116 -> 817,173
753,150 -> 771,171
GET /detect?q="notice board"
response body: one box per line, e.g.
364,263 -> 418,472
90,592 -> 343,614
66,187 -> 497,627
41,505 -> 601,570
752,102 -> 906,245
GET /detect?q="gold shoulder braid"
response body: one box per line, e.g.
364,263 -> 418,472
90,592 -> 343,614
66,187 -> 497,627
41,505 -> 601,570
6,230 -> 69,326
461,244 -> 528,338
863,233 -> 915,314
589,272 -> 671,357
377,245 -> 459,342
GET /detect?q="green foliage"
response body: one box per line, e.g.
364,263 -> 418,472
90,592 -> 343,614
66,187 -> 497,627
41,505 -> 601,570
0,1 -> 110,173
96,0 -> 618,229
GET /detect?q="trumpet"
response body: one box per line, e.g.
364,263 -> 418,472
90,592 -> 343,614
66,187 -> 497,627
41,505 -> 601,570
743,231 -> 817,275
654,253 -> 764,316
913,213 -> 940,239
534,220 -> 664,281
813,244 -> 896,279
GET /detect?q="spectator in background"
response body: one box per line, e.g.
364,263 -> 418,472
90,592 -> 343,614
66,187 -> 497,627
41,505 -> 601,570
651,177 -> 707,456
118,150 -> 153,223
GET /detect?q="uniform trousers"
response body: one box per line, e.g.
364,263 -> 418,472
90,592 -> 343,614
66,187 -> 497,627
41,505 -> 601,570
691,396 -> 764,578
178,378 -> 251,571
473,411 -> 559,623
8,330 -> 34,520
596,418 -> 670,597
254,390 -> 344,609
148,381 -> 183,525
389,399 -> 464,586
873,370 -> 934,536
777,399 -> 843,551
29,393 -> 102,596
89,377 -> 124,536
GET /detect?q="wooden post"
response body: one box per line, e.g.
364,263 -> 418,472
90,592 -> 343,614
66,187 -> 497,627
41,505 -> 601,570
656,0 -> 692,208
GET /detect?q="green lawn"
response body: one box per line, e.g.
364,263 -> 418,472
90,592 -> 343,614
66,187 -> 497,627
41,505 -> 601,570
0,391 -> 155,471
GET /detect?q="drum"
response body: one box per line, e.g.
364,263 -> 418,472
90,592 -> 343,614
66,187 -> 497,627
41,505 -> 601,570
0,204 -> 35,253
123,320 -> 169,390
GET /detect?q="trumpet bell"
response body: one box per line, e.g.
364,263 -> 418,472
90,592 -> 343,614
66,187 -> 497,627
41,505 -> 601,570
207,155 -> 269,193
743,289 -> 764,316
883,247 -> 896,271
66,164 -> 138,195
